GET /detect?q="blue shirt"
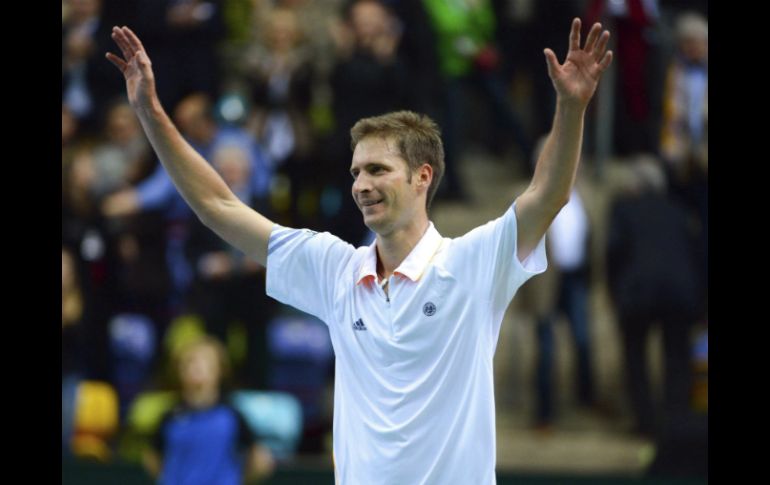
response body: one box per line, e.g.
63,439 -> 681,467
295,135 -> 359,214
136,127 -> 273,221
155,402 -> 254,485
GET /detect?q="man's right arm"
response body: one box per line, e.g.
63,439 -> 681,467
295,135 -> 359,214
107,26 -> 273,265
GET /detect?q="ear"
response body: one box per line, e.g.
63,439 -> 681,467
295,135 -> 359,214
417,163 -> 433,190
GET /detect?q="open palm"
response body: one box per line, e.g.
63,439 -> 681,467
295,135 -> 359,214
105,26 -> 156,110
545,19 -> 613,108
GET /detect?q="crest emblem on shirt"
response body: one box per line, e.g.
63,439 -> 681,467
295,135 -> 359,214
423,302 -> 437,316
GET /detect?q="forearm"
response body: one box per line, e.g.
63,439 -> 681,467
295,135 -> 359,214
529,100 -> 586,211
141,448 -> 162,479
514,18 -> 610,261
246,444 -> 276,481
107,26 -> 275,264
134,99 -> 236,223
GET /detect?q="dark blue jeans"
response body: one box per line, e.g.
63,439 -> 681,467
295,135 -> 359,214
535,269 -> 594,424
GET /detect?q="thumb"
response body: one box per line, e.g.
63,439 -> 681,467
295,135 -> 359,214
136,51 -> 155,78
543,48 -> 559,79
136,50 -> 153,70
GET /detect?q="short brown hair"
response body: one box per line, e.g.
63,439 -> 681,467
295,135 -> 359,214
172,335 -> 232,389
350,111 -> 445,211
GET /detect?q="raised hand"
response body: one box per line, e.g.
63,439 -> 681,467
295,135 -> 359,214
544,18 -> 613,109
105,26 -> 157,110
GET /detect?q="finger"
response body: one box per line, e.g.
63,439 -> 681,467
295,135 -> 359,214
122,26 -> 147,56
111,26 -> 135,59
598,50 -> 613,72
569,18 -> 581,52
594,30 -> 611,61
544,48 -> 560,79
105,52 -> 127,72
584,22 -> 602,52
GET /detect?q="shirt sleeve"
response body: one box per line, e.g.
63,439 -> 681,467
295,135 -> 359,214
266,225 -> 356,324
250,144 -> 274,198
135,163 -> 175,210
451,201 -> 547,317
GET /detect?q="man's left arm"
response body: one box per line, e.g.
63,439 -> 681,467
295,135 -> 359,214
515,18 -> 613,262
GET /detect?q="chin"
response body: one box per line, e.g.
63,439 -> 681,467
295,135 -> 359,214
363,218 -> 383,232
362,215 -> 389,234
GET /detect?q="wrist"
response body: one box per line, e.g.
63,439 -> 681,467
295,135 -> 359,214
136,96 -> 166,122
555,98 -> 587,119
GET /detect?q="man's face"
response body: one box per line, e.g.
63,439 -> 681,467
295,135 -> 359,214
350,0 -> 390,44
681,36 -> 707,64
350,137 -> 424,236
266,10 -> 299,51
68,0 -> 100,21
214,147 -> 251,188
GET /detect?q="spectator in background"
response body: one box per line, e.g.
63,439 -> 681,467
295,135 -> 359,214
63,147 -> 98,235
243,7 -> 314,168
62,246 -> 90,455
111,213 -> 172,327
62,0 -> 124,136
142,336 -> 275,484
660,12 -> 707,176
65,100 -> 169,342
329,0 -> 409,145
388,0 -> 442,118
517,137 -> 596,431
90,100 -> 154,199
242,6 -> 317,227
62,103 -> 86,251
63,127 -> 94,243
423,0 -> 534,200
62,144 -> 117,380
659,11 -> 707,286
101,93 -> 273,315
605,156 -> 704,440
133,0 -> 226,110
496,0 -> 582,140
533,185 -> 595,430
586,0 -> 661,155
324,0 -> 409,245
62,104 -> 81,152
186,143 -> 277,388
251,0 -> 345,85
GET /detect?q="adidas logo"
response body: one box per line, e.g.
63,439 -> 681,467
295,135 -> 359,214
352,318 -> 367,331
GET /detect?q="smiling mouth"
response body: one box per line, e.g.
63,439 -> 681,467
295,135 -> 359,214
361,199 -> 383,208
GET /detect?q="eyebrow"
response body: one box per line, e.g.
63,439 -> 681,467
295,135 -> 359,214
350,162 -> 386,175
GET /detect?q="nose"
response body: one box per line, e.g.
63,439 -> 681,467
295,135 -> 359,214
352,172 -> 372,196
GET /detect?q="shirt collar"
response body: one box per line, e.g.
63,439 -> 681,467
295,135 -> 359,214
356,222 -> 443,285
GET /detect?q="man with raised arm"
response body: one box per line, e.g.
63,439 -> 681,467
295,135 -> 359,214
107,18 -> 612,484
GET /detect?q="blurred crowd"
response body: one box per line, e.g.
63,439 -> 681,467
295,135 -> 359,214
62,0 -> 707,480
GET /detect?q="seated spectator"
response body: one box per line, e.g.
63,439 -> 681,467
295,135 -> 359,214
142,336 -> 275,484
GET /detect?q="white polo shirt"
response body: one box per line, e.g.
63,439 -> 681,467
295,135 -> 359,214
266,203 -> 547,484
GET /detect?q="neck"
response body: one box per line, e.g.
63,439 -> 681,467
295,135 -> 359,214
375,215 -> 430,279
182,386 -> 220,410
